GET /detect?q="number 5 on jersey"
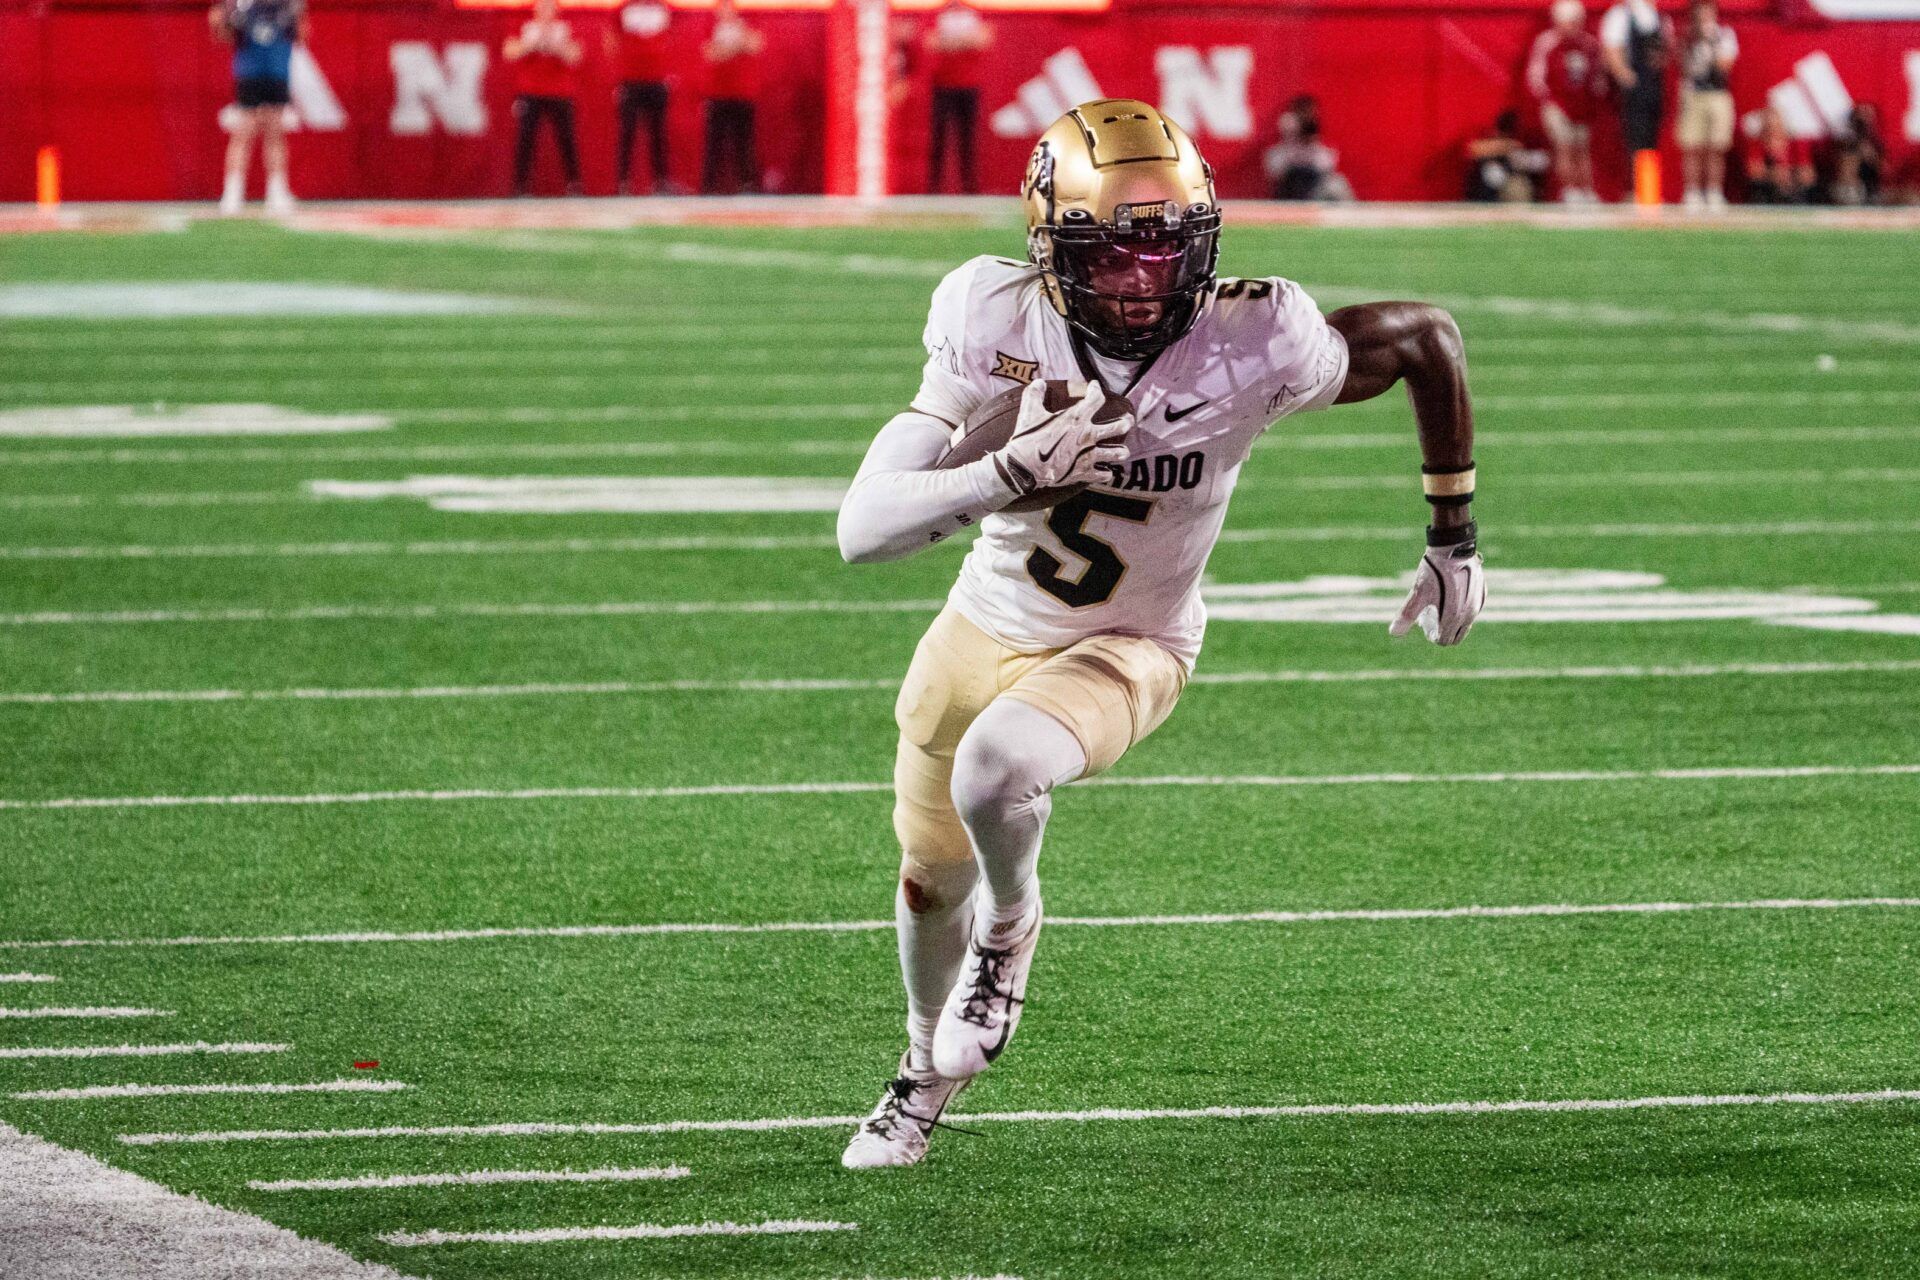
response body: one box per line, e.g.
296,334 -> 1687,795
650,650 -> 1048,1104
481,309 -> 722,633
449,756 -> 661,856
1026,490 -> 1155,608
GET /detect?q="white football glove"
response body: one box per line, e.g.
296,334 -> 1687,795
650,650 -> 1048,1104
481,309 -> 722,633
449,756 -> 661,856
992,379 -> 1132,499
1390,533 -> 1486,646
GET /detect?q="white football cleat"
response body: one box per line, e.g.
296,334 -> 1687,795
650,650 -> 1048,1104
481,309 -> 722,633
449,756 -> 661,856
933,900 -> 1041,1080
841,1050 -> 969,1169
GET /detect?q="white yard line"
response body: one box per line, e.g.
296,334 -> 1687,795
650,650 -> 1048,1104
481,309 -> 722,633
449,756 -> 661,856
0,1122 -> 418,1280
10,659 -> 1920,708
120,1088 -> 1920,1149
0,422 -> 1912,470
1467,390 -> 1920,411
7,378 -> 1917,406
0,373 -> 885,400
249,1164 -> 691,1192
0,1007 -> 172,1018
0,782 -> 892,812
12,896 -> 1918,955
4,588 -> 1916,629
2,763 -> 1915,814
11,466 -> 1920,513
0,1041 -> 287,1060
1216,519 -> 1920,544
10,1079 -> 406,1102
0,491 -> 294,510
0,598 -> 946,627
0,972 -> 57,982
0,534 -> 842,561
1,321 -> 1870,354
10,351 -> 1903,379
7,518 -> 1920,563
378,1219 -> 857,1247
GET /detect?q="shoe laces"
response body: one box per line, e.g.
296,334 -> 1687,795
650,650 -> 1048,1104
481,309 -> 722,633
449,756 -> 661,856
863,1073 -> 981,1141
957,941 -> 1023,1029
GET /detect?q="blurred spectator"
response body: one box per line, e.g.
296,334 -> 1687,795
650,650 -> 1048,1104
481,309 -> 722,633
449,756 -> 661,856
1465,111 -> 1551,202
505,0 -> 583,196
1526,0 -> 1606,203
1827,103 -> 1884,205
1600,0 -> 1673,185
925,0 -> 992,194
703,0 -> 765,194
1263,96 -> 1354,202
210,0 -> 307,215
1745,105 -> 1814,203
1676,0 -> 1737,209
609,0 -> 677,195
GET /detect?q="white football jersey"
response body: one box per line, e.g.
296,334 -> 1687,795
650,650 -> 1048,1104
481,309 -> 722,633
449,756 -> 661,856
911,254 -> 1349,670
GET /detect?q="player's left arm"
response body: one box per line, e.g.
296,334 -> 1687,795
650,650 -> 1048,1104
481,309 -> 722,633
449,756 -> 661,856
1328,301 -> 1485,646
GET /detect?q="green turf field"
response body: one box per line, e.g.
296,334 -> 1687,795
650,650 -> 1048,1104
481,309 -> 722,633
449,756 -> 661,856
2,211 -> 1918,1279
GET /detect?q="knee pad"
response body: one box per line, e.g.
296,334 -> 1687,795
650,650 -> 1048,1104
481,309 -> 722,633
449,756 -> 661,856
949,730 -> 1034,828
949,700 -> 1080,828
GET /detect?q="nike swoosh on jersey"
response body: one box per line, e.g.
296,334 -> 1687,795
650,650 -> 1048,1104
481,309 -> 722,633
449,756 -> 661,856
1164,400 -> 1210,422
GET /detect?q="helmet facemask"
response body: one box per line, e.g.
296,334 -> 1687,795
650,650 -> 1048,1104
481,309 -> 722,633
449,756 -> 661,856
1042,207 -> 1220,360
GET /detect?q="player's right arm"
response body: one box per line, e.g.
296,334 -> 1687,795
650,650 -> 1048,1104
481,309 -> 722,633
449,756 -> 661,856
836,412 -> 1010,564
841,259 -> 1121,565
837,382 -> 1123,564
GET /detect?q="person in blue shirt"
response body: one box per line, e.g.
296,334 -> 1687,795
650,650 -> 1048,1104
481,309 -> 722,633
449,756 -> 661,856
210,0 -> 307,214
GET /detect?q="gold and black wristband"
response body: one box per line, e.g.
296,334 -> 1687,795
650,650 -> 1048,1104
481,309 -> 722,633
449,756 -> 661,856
1421,462 -> 1475,509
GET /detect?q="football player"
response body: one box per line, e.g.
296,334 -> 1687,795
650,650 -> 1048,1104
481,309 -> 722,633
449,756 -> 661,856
836,100 -> 1485,1169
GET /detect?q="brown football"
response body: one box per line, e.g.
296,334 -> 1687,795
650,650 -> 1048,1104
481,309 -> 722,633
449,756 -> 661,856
934,379 -> 1134,513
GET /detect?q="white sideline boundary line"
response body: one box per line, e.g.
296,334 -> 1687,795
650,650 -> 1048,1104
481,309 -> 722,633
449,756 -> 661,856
13,896 -> 1919,954
378,1219 -> 857,1247
0,972 -> 57,982
9,659 -> 1920,707
0,1006 -> 172,1018
10,1078 -> 407,1102
7,519 -> 1920,562
4,763 -> 1916,814
121,1088 -> 1920,1148
0,1041 -> 288,1060
250,1164 -> 691,1192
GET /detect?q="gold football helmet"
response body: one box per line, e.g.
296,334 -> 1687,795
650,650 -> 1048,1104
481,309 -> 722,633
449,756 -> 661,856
1023,100 -> 1221,359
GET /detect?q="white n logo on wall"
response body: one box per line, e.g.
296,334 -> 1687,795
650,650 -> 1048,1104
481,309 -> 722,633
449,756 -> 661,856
1154,47 -> 1254,138
1906,51 -> 1920,142
389,42 -> 489,136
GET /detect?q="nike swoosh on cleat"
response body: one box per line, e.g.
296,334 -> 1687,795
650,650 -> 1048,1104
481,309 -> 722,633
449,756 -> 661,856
1164,400 -> 1210,422
981,1018 -> 1013,1063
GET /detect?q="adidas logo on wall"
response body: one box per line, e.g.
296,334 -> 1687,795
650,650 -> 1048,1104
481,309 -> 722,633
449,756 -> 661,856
1748,51 -> 1853,138
990,48 -> 1104,137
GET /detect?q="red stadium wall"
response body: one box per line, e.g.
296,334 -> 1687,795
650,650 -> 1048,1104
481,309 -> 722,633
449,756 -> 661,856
2,0 -> 1917,202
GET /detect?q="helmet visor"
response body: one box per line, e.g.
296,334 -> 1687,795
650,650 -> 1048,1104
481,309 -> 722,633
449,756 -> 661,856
1050,223 -> 1219,355
1054,231 -> 1215,302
